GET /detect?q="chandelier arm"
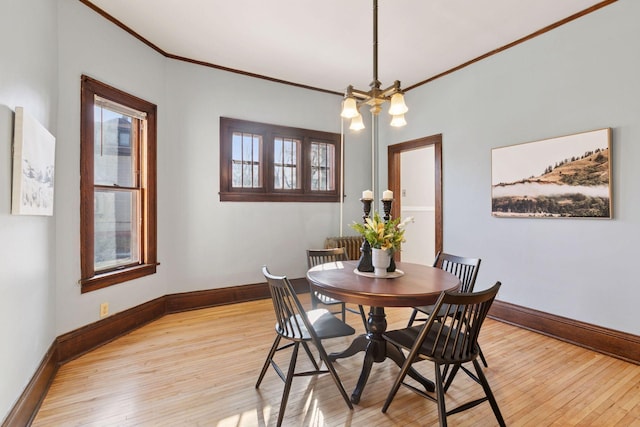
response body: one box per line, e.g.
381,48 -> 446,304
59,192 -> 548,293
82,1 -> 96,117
380,81 -> 402,97
351,88 -> 373,99
350,84 -> 400,101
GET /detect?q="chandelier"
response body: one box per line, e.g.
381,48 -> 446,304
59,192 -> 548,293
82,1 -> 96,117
340,0 -> 408,130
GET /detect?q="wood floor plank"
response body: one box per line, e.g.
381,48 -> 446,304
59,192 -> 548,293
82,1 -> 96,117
32,298 -> 640,426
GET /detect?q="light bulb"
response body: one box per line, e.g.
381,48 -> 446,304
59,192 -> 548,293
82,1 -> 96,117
341,97 -> 359,119
350,113 -> 365,131
390,114 -> 406,127
388,93 -> 408,115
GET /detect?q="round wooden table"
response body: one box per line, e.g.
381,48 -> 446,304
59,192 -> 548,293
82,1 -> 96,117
307,260 -> 460,404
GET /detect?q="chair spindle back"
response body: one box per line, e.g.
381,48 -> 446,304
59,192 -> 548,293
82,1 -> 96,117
433,252 -> 481,294
307,248 -> 348,269
263,267 -> 311,339
416,282 -> 500,363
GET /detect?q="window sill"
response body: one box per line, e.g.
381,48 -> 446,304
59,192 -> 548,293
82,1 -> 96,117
80,263 -> 158,293
219,192 -> 339,203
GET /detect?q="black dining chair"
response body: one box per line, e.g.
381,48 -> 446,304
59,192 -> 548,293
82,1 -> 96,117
406,252 -> 488,368
307,248 -> 367,329
382,282 -> 505,427
256,266 -> 354,427
407,252 -> 481,326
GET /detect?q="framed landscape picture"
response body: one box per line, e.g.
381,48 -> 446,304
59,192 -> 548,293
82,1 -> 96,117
491,128 -> 611,218
11,106 -> 56,215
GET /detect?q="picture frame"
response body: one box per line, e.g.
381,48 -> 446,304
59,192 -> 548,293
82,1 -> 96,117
491,128 -> 611,218
11,106 -> 56,216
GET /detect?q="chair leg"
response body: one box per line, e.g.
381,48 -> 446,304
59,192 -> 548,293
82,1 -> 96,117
443,364 -> 460,392
478,344 -> 489,367
301,341 -> 320,370
406,308 -> 419,327
256,335 -> 281,388
340,302 -> 346,323
313,340 -> 353,410
381,350 -> 414,413
276,342 -> 300,427
441,363 -> 451,383
473,359 -> 506,427
434,364 -> 448,427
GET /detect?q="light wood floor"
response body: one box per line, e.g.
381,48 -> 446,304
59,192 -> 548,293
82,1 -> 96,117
33,296 -> 640,426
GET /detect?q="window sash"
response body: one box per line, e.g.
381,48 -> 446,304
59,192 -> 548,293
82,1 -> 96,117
94,95 -> 147,120
232,132 -> 262,188
93,105 -> 141,188
274,137 -> 300,190
310,141 -> 335,192
94,187 -> 141,272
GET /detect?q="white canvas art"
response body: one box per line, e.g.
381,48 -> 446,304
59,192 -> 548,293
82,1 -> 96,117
12,106 -> 56,215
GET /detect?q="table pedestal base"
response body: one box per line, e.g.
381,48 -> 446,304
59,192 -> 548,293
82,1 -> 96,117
329,307 -> 435,404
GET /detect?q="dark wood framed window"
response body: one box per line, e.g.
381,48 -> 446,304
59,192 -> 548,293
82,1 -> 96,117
220,117 -> 341,202
80,75 -> 157,293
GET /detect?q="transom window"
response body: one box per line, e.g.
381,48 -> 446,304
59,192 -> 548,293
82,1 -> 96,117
80,75 -> 157,293
220,118 -> 341,202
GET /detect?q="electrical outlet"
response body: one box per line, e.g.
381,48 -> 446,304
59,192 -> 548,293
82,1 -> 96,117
100,302 -> 109,318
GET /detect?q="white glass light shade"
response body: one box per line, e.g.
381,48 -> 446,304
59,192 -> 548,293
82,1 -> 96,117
390,114 -> 407,127
341,97 -> 359,118
349,113 -> 365,131
388,93 -> 408,115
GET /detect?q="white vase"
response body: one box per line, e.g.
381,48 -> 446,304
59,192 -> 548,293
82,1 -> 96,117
371,248 -> 391,277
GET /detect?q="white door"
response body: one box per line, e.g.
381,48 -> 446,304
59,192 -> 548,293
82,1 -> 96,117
399,146 -> 436,265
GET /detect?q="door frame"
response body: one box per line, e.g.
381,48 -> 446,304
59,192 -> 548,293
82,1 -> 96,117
388,134 -> 443,261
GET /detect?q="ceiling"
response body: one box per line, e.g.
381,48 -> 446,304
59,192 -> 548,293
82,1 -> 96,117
85,0 -> 609,95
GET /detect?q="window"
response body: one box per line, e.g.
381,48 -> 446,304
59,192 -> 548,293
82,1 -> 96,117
273,137 -> 299,190
220,118 -> 341,202
231,131 -> 262,188
80,75 -> 157,293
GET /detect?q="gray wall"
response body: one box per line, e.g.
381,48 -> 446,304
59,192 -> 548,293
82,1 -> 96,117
162,60 -> 370,294
53,0 -> 370,339
55,0 -> 170,336
0,0 -> 58,418
2,1 -> 369,419
379,0 -> 639,335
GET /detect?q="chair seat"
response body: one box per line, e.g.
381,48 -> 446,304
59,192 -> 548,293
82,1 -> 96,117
277,309 -> 356,341
384,323 -> 477,365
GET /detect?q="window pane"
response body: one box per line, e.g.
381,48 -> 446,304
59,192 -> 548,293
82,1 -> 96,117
274,137 -> 299,190
232,132 -> 262,188
311,142 -> 335,191
94,189 -> 139,271
252,137 -> 261,187
94,106 -> 136,187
